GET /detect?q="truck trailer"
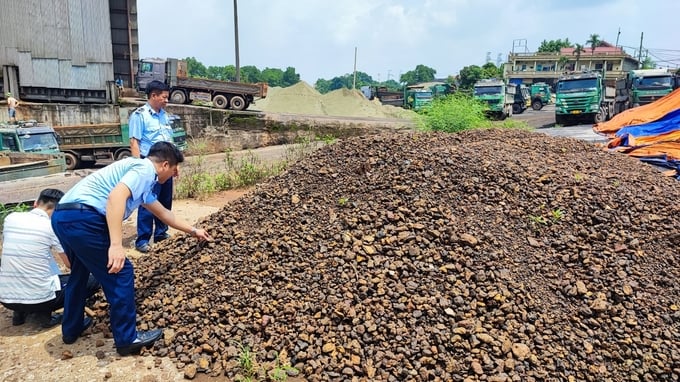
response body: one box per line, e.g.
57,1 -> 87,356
55,112 -> 188,170
136,58 -> 267,111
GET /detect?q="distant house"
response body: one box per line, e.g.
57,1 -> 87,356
504,41 -> 639,87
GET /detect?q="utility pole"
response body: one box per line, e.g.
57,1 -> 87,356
353,47 -> 357,89
234,0 -> 240,82
615,27 -> 621,47
637,32 -> 644,69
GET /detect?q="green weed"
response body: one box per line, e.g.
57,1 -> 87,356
0,203 -> 31,231
232,342 -> 298,382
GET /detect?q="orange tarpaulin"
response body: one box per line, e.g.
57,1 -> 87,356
593,87 -> 680,135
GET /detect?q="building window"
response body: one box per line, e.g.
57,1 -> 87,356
607,63 -> 613,71
594,63 -> 603,70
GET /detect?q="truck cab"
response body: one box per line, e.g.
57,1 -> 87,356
136,58 -> 168,93
473,79 -> 514,119
530,82 -> 552,110
555,72 -> 607,125
628,69 -> 675,107
0,121 -> 61,154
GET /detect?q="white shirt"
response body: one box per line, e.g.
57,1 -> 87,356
0,209 -> 64,304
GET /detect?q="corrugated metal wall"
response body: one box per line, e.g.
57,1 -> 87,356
0,0 -> 115,90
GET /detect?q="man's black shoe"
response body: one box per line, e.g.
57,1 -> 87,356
154,233 -> 171,243
12,311 -> 27,326
62,316 -> 94,344
116,329 -> 163,356
38,312 -> 64,328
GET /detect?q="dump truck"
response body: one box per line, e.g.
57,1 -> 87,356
135,58 -> 267,111
510,84 -> 531,115
473,79 -> 515,119
361,86 -> 433,111
55,110 -> 188,170
0,122 -> 67,183
0,121 -> 61,154
626,69 -> 676,108
554,71 -> 628,126
530,82 -> 552,110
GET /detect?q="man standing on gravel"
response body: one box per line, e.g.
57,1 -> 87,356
51,141 -> 212,355
0,189 -> 100,328
129,80 -> 175,253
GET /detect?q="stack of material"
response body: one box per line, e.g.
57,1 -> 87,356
594,88 -> 680,177
122,128 -> 680,381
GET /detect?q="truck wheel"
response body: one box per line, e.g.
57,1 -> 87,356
230,95 -> 246,111
594,107 -> 607,124
532,99 -> 543,110
213,95 -> 228,109
115,149 -> 132,161
170,90 -> 187,104
555,114 -> 565,126
512,104 -> 522,115
64,152 -> 80,171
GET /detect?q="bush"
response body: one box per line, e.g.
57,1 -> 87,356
418,93 -> 489,133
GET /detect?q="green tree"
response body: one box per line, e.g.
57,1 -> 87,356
261,68 -> 284,87
481,62 -> 503,79
281,67 -> 300,87
458,65 -> 484,90
641,57 -> 656,69
537,39 -> 573,53
573,44 -> 586,71
184,57 -> 207,78
239,66 -> 262,83
400,64 -> 436,85
558,56 -> 569,71
587,34 -> 601,54
315,78 -> 332,94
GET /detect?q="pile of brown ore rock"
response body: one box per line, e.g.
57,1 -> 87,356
128,128 -> 680,381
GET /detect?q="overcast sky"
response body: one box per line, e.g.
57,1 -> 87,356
138,0 -> 679,84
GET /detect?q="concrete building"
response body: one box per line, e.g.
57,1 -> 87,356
0,0 -> 138,103
505,41 -> 640,86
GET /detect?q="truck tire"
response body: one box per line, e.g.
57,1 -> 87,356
512,103 -> 522,115
230,95 -> 246,111
594,107 -> 607,124
115,149 -> 132,161
555,114 -> 566,126
170,90 -> 187,104
213,95 -> 228,109
64,152 -> 80,171
532,99 -> 543,110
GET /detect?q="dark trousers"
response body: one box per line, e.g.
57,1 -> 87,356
1,274 -> 99,313
52,209 -> 138,347
135,177 -> 173,247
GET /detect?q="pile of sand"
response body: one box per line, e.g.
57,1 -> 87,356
254,82 -> 416,120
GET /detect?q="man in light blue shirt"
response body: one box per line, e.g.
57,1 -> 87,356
128,80 -> 175,253
51,142 -> 212,356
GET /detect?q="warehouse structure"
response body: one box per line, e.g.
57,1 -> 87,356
0,0 -> 138,104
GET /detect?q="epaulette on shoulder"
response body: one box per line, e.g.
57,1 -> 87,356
133,106 -> 147,114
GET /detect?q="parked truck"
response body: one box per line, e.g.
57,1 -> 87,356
473,79 -> 515,119
0,122 -> 67,183
530,82 -> 552,110
554,71 -> 628,126
625,69 -> 676,108
361,85 -> 433,111
55,110 -> 188,170
509,84 -> 530,115
135,58 -> 267,111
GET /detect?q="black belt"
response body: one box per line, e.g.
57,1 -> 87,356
55,203 -> 99,213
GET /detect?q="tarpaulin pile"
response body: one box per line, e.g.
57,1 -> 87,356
593,88 -> 680,179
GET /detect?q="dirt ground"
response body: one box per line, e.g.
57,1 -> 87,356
0,190 -> 248,382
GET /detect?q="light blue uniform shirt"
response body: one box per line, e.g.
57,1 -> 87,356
128,103 -> 174,157
60,157 -> 158,220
